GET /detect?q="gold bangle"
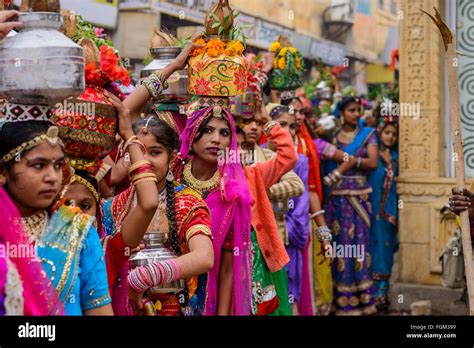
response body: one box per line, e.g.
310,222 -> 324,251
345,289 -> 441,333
126,140 -> 147,154
123,135 -> 138,151
132,172 -> 156,180
134,177 -> 158,186
131,173 -> 156,183
263,121 -> 278,136
128,160 -> 152,174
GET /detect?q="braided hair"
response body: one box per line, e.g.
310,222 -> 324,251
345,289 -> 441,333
132,116 -> 189,310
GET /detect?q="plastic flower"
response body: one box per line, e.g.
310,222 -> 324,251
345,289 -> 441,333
225,41 -> 245,56
273,57 -> 279,68
206,38 -> 225,57
270,41 -> 281,53
191,38 -> 207,57
289,47 -> 297,53
278,57 -> 286,70
279,47 -> 288,56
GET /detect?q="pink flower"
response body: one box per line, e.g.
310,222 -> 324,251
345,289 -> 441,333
95,28 -> 105,37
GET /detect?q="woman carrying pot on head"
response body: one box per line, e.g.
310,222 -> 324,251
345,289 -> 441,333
102,111 -> 214,316
173,104 -> 253,316
60,92 -> 161,305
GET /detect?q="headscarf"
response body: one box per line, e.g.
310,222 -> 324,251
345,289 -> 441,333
175,107 -> 253,315
0,187 -> 65,315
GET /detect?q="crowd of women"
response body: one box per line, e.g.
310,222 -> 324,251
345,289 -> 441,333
0,8 -> 400,316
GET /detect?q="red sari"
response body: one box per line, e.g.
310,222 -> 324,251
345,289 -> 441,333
102,181 -> 212,316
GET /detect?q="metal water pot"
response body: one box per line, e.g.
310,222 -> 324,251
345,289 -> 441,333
316,113 -> 337,135
129,231 -> 185,295
315,81 -> 332,100
140,46 -> 190,103
0,12 -> 85,105
271,199 -> 289,215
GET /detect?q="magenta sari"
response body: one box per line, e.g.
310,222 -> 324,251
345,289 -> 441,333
0,187 -> 64,316
176,107 -> 253,315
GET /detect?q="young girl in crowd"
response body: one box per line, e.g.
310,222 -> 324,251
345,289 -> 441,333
368,120 -> 399,311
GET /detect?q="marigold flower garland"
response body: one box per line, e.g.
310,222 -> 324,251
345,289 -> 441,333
191,38 -> 245,58
268,39 -> 305,91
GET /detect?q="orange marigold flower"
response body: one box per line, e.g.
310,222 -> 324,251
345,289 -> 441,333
206,38 -> 225,57
295,57 -> 301,69
191,38 -> 207,57
225,41 -> 245,56
278,57 -> 286,70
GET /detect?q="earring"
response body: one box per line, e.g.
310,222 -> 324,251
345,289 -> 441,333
166,169 -> 174,182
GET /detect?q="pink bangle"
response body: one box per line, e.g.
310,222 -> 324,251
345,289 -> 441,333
127,259 -> 181,293
167,259 -> 181,282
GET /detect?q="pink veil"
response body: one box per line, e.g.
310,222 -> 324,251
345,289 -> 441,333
0,187 -> 65,315
177,107 -> 253,315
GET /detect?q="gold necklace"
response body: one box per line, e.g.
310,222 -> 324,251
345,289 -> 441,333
340,126 -> 359,143
19,210 -> 48,242
183,161 -> 220,194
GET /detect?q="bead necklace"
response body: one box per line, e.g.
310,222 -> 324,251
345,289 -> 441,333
340,126 -> 359,143
18,210 -> 48,242
183,161 -> 220,195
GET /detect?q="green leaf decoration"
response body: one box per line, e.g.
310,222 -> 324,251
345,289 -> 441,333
211,13 -> 222,24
